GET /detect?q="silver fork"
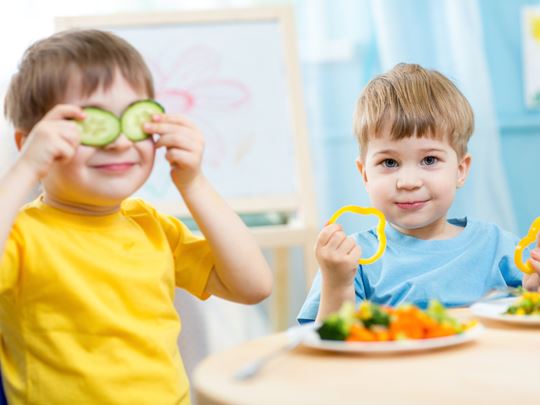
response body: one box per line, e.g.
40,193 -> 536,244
234,334 -> 303,381
475,287 -> 521,303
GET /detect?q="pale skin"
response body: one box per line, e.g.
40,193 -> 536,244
315,133 -> 540,322
0,72 -> 272,304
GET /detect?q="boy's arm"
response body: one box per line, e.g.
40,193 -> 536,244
180,174 -> 272,304
0,105 -> 83,256
314,224 -> 359,322
0,160 -> 41,253
148,114 -> 272,304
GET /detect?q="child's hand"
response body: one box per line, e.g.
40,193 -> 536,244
18,104 -> 84,180
315,223 -> 361,288
147,114 -> 204,189
524,234 -> 540,292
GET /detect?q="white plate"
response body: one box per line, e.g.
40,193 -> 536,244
290,322 -> 483,354
470,297 -> 540,325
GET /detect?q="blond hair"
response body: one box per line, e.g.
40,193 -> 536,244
4,29 -> 154,132
353,63 -> 474,158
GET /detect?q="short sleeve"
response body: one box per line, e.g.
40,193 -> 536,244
296,272 -> 322,324
496,229 -> 525,287
0,226 -> 22,294
155,212 -> 215,300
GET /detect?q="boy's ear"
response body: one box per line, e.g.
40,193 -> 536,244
457,153 -> 472,188
356,157 -> 368,185
15,129 -> 27,151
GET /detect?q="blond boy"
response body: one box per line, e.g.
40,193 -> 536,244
298,63 -> 540,323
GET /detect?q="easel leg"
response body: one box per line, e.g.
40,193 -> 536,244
270,247 -> 289,331
303,229 -> 318,288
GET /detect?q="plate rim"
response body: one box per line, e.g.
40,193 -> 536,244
295,322 -> 484,353
470,298 -> 540,325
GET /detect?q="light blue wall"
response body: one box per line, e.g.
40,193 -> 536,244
480,0 -> 540,234
300,1 -> 540,235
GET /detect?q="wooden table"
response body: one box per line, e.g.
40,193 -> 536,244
193,311 -> 540,404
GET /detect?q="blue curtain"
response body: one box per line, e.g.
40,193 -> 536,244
296,0 -> 517,233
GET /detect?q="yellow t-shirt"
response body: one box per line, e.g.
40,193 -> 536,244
0,198 -> 214,405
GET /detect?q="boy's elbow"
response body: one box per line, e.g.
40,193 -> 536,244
244,277 -> 273,304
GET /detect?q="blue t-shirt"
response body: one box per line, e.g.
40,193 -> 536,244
297,218 -> 523,324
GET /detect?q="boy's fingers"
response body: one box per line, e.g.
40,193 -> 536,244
338,237 -> 356,254
152,113 -> 198,129
44,104 -> 85,120
144,122 -> 184,135
326,231 -> 347,250
53,139 -> 78,163
318,224 -> 342,246
154,132 -> 201,151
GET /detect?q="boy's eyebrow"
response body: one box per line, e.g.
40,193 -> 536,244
372,149 -> 395,157
419,148 -> 448,154
372,148 -> 448,157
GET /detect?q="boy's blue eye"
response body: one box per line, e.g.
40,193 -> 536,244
382,159 -> 398,168
423,156 -> 438,165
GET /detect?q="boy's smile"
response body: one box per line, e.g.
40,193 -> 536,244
41,72 -> 155,214
395,200 -> 429,210
357,134 -> 471,240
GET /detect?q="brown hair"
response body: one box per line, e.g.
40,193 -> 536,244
4,29 -> 154,132
353,63 -> 474,158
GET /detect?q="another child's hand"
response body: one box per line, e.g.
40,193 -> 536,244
18,104 -> 84,180
147,114 -> 204,189
315,223 -> 361,288
524,234 -> 540,292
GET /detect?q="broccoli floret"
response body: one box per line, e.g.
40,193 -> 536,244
317,315 -> 349,341
317,301 -> 356,341
361,305 -> 390,328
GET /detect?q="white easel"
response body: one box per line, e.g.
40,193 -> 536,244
56,6 -> 318,331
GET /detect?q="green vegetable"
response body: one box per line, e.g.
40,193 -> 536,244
426,300 -> 462,332
317,301 -> 356,341
78,107 -> 121,147
78,99 -> 165,147
361,303 -> 390,328
121,100 -> 164,142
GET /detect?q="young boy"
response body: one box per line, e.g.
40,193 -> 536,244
298,63 -> 540,323
0,29 -> 272,404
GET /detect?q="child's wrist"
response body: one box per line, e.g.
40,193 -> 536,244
320,274 -> 354,293
13,158 -> 41,184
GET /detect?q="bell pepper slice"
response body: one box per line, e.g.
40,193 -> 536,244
327,205 -> 386,265
514,216 -> 540,274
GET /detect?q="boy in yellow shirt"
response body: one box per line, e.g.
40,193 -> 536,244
0,29 -> 272,404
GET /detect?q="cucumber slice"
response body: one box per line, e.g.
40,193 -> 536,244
121,100 -> 164,142
78,107 -> 121,147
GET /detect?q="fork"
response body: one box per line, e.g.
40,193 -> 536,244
234,335 -> 303,381
475,287 -> 522,303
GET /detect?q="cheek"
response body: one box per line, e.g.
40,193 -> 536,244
137,141 -> 156,163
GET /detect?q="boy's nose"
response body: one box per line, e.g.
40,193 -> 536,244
396,171 -> 422,190
104,133 -> 133,150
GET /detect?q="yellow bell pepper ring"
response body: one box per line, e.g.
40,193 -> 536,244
327,205 -> 387,265
514,216 -> 540,275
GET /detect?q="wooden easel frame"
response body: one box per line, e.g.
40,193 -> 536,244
56,6 -> 318,330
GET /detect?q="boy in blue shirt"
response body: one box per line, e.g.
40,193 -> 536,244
298,63 -> 540,323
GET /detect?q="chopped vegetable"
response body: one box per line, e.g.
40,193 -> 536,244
316,300 -> 472,342
317,302 -> 355,340
505,291 -> 540,315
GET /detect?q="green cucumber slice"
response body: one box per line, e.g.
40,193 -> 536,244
78,107 -> 121,147
121,100 -> 164,142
